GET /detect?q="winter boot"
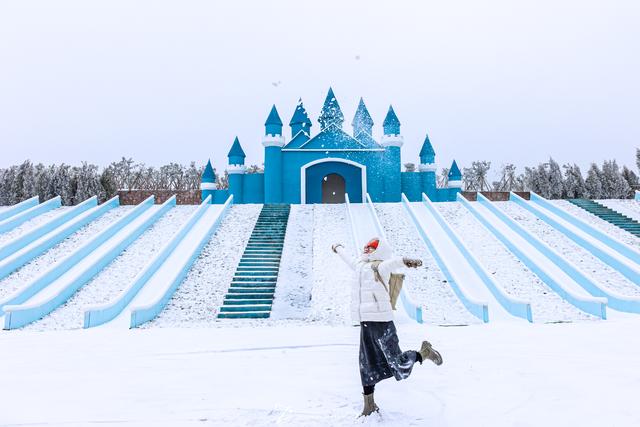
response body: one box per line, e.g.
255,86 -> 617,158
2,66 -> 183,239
360,392 -> 379,417
419,340 -> 443,366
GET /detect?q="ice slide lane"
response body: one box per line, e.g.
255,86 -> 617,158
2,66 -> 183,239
529,192 -> 640,267
458,193 -> 609,319
2,196 -> 174,329
0,196 -> 39,222
84,195 -> 231,328
0,196 -> 61,234
404,195 -> 521,323
345,194 -> 425,323
0,196 -> 102,264
511,192 -> 640,287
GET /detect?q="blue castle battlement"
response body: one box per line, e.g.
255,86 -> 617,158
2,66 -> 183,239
202,88 -> 461,204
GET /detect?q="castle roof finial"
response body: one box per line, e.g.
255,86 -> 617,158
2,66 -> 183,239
318,87 -> 344,130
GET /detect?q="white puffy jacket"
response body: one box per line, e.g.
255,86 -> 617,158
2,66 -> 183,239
335,238 -> 405,323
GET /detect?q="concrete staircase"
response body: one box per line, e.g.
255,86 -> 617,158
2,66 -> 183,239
569,199 -> 640,238
218,204 -> 290,319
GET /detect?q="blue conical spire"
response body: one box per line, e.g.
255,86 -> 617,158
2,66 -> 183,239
264,105 -> 283,136
448,160 -> 462,180
289,98 -> 312,136
352,97 -> 374,137
318,87 -> 344,130
419,134 -> 436,164
228,137 -> 246,165
382,105 -> 401,135
202,159 -> 216,183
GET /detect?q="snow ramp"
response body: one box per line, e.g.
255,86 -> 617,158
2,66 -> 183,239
84,195 -> 231,328
345,194 -> 424,323
2,196 -> 174,329
458,193 -> 609,318
511,192 -> 640,287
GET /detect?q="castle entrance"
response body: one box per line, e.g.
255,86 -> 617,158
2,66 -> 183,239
321,173 -> 346,203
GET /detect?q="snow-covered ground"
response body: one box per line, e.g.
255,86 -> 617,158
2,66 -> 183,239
498,201 -> 640,299
436,202 -> 595,323
0,207 -> 71,247
2,319 -> 639,427
146,204 -> 261,328
0,207 -> 133,301
24,206 -> 197,331
271,205 -> 314,320
554,200 -> 640,250
376,203 -> 479,325
599,198 -> 640,222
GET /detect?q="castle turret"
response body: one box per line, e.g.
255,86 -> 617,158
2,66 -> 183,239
200,159 -> 216,203
381,105 -> 403,202
318,87 -> 344,130
448,159 -> 463,200
352,98 -> 373,137
227,136 -> 246,203
263,105 -> 284,203
418,134 -> 437,199
289,99 -> 312,137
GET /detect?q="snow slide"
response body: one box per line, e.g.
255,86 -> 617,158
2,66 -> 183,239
0,196 -> 61,234
2,196 -> 174,329
458,193 -> 608,318
0,197 -> 119,280
0,196 -> 39,222
345,194 -> 424,323
84,195 -> 231,328
511,192 -> 640,287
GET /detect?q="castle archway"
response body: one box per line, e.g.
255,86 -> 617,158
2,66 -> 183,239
301,158 -> 366,204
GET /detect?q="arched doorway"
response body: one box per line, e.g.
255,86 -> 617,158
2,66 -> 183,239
322,173 -> 346,203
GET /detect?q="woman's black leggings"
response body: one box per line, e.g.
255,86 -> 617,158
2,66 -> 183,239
363,385 -> 375,395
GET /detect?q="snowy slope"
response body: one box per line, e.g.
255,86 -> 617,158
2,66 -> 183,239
499,201 -> 640,298
554,200 -> 640,249
147,204 -> 261,328
376,203 -> 479,325
436,202 -> 595,323
0,207 -> 133,301
25,206 -> 197,331
0,207 -> 71,247
270,205 -> 314,320
599,199 -> 640,222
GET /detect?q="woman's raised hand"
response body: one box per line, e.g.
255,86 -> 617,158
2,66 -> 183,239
403,258 -> 423,268
331,243 -> 344,253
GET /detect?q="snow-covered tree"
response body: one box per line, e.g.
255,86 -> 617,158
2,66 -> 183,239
584,163 -> 604,199
73,162 -> 106,203
621,166 -> 639,198
403,163 -> 416,172
601,160 -> 630,199
493,164 -> 519,191
547,158 -> 564,199
462,161 -> 491,191
438,168 -> 449,188
562,164 -> 586,199
10,160 -> 36,203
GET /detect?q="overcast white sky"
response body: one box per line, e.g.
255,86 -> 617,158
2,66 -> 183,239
1,0 -> 639,177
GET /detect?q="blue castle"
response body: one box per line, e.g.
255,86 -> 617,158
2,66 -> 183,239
201,88 -> 462,204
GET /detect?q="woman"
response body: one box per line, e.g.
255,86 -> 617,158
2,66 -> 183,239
332,237 -> 443,417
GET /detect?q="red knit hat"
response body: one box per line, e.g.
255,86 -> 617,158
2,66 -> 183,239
366,239 -> 379,250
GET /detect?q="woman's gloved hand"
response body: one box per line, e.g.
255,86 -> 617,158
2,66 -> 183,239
331,243 -> 344,253
403,258 -> 423,268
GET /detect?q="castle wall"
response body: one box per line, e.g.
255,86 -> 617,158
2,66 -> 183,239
242,174 -> 265,203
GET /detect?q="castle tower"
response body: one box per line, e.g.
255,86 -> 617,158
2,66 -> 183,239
200,159 -> 216,203
418,134 -> 437,200
289,99 -> 312,138
448,159 -> 463,200
227,136 -> 246,203
352,98 -> 373,138
263,105 -> 284,203
381,105 -> 403,202
318,87 -> 344,130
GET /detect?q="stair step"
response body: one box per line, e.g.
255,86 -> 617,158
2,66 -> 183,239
225,293 -> 275,300
223,299 -> 274,305
220,305 -> 272,312
218,311 -> 270,319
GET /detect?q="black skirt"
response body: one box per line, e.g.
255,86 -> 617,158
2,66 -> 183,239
359,321 -> 420,387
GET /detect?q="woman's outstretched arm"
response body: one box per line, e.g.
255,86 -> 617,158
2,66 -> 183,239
332,243 -> 356,271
